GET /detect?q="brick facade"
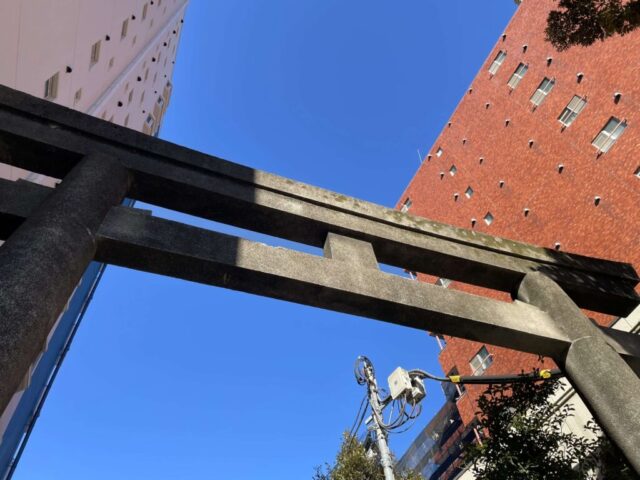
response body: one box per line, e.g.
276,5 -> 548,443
398,0 -> 640,426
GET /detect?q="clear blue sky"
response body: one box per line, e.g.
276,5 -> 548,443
15,2 -> 516,479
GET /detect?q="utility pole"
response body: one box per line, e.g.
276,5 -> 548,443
363,360 -> 396,480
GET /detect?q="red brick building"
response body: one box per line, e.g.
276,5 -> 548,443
398,0 -> 640,429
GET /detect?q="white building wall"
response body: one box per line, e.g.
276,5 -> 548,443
0,0 -> 188,183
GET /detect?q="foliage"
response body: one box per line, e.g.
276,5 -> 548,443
464,372 -> 638,479
465,375 -> 595,479
313,433 -> 424,480
546,0 -> 640,51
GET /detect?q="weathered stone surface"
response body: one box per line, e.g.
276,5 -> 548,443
0,86 -> 636,315
518,272 -> 640,473
0,154 -> 130,415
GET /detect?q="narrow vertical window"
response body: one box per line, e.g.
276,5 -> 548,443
470,346 -> 493,376
142,3 -> 148,20
558,96 -> 587,127
400,198 -> 412,213
143,114 -> 155,135
74,88 -> 82,104
121,18 -> 129,39
592,117 -> 627,153
44,72 -> 59,99
488,51 -> 507,75
90,40 -> 101,66
507,63 -> 528,89
530,77 -> 555,106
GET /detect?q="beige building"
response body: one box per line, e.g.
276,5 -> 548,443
0,0 -> 188,184
0,2 -> 188,477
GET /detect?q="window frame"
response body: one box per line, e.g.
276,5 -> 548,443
530,77 -> 555,106
558,95 -> 587,127
400,198 -> 412,213
592,117 -> 627,153
44,72 -> 59,99
470,346 -> 493,376
90,40 -> 101,67
121,18 -> 129,39
488,50 -> 507,75
507,63 -> 528,89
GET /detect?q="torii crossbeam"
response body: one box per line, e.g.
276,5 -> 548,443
0,85 -> 639,472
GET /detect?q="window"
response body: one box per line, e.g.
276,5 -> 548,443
436,147 -> 443,157
128,90 -> 134,105
507,63 -> 528,89
90,40 -> 101,66
558,96 -> 587,127
592,117 -> 627,153
634,166 -> 640,179
400,197 -> 412,213
484,212 -> 494,225
435,278 -> 452,288
470,346 -> 493,376
124,114 -> 130,127
74,88 -> 82,104
142,3 -> 148,20
530,77 -> 555,106
449,165 -> 457,176
121,18 -> 129,39
434,334 -> 446,350
43,72 -> 59,99
143,114 -> 155,134
465,186 -> 473,198
144,68 -> 149,81
488,50 -> 506,75
140,90 -> 145,104
443,367 -> 466,401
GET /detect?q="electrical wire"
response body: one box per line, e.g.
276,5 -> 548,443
353,356 -> 564,438
408,367 -> 564,385
349,394 -> 369,438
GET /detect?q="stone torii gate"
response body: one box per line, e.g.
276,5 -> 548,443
0,85 -> 639,472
